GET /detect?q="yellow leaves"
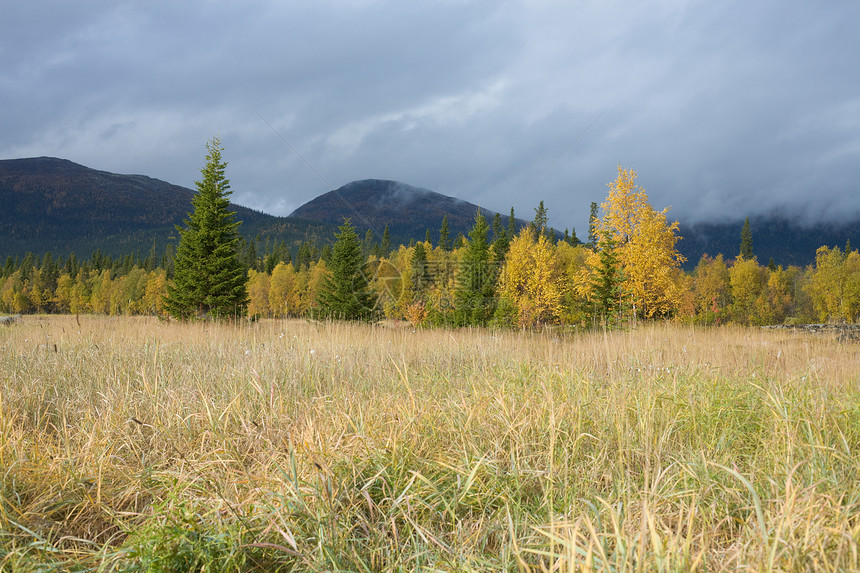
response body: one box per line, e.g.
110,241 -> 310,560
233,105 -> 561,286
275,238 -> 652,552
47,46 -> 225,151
589,166 -> 686,319
247,268 -> 271,317
499,228 -> 563,327
269,262 -> 300,318
728,256 -> 766,324
806,245 -> 860,322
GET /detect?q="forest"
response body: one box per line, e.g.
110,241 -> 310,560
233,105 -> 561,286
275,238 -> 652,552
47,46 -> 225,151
2,168 -> 858,327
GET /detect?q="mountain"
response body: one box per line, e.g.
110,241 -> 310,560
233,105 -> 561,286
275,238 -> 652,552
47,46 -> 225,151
289,179 -> 527,244
2,157 -> 857,268
0,157 -> 333,258
678,216 -> 860,269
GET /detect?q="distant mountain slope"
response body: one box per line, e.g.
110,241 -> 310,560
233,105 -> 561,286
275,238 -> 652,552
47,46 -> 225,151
678,216 -> 860,269
3,157 -> 857,268
0,157 -> 333,257
289,179 -> 526,243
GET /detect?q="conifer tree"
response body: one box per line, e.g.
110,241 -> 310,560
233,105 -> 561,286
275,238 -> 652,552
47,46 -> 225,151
409,242 -> 431,294
739,217 -> 754,260
363,228 -> 375,258
588,201 -> 599,249
315,219 -> 377,321
454,211 -> 495,325
164,137 -> 248,319
381,225 -> 391,257
491,212 -> 509,262
439,215 -> 451,252
533,200 -> 548,240
590,232 -> 624,321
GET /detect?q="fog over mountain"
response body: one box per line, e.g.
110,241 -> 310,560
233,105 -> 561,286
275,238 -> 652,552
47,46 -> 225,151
2,1 -> 858,233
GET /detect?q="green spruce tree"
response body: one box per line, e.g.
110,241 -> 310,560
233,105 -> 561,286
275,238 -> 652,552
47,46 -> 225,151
490,212 -> 509,262
315,219 -> 377,321
588,201 -> 599,249
739,217 -> 754,260
533,200 -> 548,240
164,137 -> 248,319
410,241 -> 431,295
439,215 -> 451,252
591,231 -> 624,324
454,210 -> 496,326
381,225 -> 391,257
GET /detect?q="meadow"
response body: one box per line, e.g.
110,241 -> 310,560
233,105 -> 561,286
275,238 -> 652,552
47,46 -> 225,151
1,316 -> 858,571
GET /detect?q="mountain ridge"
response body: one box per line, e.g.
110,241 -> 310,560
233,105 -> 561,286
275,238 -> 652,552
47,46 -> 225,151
1,157 -> 857,268
289,179 -> 529,244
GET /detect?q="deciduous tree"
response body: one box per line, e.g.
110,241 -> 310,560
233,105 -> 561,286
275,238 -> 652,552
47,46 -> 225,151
586,166 -> 686,320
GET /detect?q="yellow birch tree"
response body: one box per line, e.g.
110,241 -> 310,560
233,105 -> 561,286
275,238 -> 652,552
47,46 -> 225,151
587,166 -> 686,319
498,228 -> 563,327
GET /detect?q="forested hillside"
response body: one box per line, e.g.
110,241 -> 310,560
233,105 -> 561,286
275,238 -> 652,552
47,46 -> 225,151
0,157 -> 334,258
5,167 -> 860,327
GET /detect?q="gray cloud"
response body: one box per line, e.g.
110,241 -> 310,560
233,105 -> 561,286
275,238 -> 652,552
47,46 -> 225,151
2,0 -> 858,233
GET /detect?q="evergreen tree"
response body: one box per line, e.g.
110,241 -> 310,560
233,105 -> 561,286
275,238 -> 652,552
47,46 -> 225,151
316,219 -> 377,321
164,137 -> 248,319
296,241 -> 311,270
591,232 -> 624,322
491,212 -> 509,262
363,228 -> 375,258
533,200 -> 548,240
439,215 -> 451,252
242,238 -> 259,271
507,207 -> 516,241
425,228 -> 432,246
381,225 -> 391,257
739,217 -> 754,260
588,201 -> 599,248
161,244 -> 174,278
65,253 -> 79,278
320,243 -> 333,264
40,252 -> 59,293
144,240 -> 158,271
454,211 -> 496,325
410,242 -> 431,294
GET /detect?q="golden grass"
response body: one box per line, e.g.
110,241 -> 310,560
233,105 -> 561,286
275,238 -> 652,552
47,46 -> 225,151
1,316 -> 859,571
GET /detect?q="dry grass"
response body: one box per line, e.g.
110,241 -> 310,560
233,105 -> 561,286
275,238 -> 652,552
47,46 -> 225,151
1,316 -> 859,571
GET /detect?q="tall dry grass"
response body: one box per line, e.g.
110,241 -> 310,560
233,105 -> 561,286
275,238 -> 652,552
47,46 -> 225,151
1,316 -> 858,571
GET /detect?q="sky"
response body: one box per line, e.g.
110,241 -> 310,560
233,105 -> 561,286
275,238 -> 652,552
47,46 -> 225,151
2,1 -> 859,233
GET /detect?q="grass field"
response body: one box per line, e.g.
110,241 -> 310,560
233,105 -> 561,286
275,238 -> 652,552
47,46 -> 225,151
1,316 -> 859,571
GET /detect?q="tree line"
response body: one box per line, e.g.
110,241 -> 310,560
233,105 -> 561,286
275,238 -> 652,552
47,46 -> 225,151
2,140 -> 857,327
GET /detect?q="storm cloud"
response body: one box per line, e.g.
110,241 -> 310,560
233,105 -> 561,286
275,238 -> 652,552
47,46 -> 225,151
2,1 -> 858,231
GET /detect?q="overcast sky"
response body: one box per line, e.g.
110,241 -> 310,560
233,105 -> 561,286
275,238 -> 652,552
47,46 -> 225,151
3,1 -> 858,232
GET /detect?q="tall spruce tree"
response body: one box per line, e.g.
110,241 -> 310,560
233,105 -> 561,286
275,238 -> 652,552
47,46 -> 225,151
533,200 -> 548,240
381,225 -> 391,257
454,210 -> 496,325
315,219 -> 377,321
439,215 -> 451,252
164,137 -> 248,319
739,217 -> 754,260
490,212 -> 509,261
591,232 -> 624,323
588,201 -> 599,249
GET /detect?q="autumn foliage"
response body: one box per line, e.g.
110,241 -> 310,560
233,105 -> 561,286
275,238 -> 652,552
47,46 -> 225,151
4,167 -> 860,327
